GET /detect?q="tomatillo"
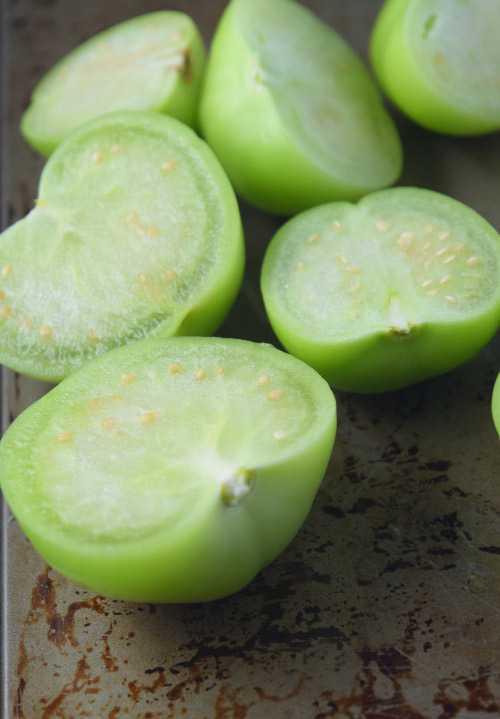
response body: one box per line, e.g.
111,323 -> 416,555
261,187 -> 500,392
371,0 -> 500,135
21,11 -> 206,155
0,337 -> 336,603
199,0 -> 402,215
0,111 -> 244,382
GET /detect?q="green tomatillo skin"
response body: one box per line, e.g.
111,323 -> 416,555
261,187 -> 500,393
21,11 -> 206,156
491,372 -> 500,438
0,111 -> 244,382
371,0 -> 500,135
0,336 -> 336,603
199,0 -> 403,215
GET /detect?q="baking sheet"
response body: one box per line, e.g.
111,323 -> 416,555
2,1 -> 500,717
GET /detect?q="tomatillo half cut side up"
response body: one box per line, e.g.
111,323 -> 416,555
0,337 -> 337,603
0,111 -> 244,382
199,0 -> 403,215
371,0 -> 500,136
21,12 -> 206,155
261,187 -> 500,393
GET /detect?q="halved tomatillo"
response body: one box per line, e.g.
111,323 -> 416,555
0,111 -> 244,382
0,336 -> 336,603
261,187 -> 500,392
371,0 -> 500,135
199,0 -> 403,215
21,11 -> 206,156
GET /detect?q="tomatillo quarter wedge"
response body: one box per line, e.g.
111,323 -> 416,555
261,187 -> 500,393
0,111 -> 244,382
21,12 -> 206,156
199,0 -> 403,215
371,0 -> 500,136
0,336 -> 337,603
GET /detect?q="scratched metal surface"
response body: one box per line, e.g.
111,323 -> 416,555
2,0 -> 500,717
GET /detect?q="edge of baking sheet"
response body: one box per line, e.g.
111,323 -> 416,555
1,0 -> 10,714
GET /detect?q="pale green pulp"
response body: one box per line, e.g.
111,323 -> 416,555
0,337 -> 336,602
371,0 -> 500,134
262,187 -> 500,392
237,0 -> 400,186
199,0 -> 402,214
21,12 -> 206,154
0,112 -> 244,381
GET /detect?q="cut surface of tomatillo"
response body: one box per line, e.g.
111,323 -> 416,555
21,12 -> 206,155
261,187 -> 500,393
0,111 -> 244,382
0,337 -> 336,603
371,0 -> 500,135
199,0 -> 402,215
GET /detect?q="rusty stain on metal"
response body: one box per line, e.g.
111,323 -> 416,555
25,568 -> 105,649
128,667 -> 168,702
15,568 -> 107,718
100,625 -> 120,673
3,0 -> 500,717
39,658 -> 95,719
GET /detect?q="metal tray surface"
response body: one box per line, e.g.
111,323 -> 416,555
2,1 -> 500,717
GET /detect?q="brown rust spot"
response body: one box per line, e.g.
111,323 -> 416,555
166,682 -> 185,702
433,673 -> 500,717
14,640 -> 28,718
128,667 -> 167,702
40,657 -> 93,719
15,568 -> 106,718
100,623 -> 119,672
49,597 -> 105,649
213,684 -> 255,719
316,646 -> 424,718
